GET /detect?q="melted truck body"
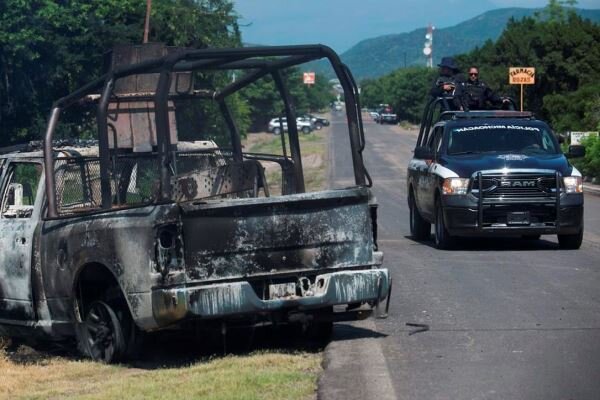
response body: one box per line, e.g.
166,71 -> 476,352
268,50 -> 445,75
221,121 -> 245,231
0,44 -> 389,362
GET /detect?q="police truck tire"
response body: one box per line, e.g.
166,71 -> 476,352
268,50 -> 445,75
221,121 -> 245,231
558,230 -> 583,250
409,191 -> 430,240
434,200 -> 455,250
273,127 -> 282,135
301,126 -> 311,134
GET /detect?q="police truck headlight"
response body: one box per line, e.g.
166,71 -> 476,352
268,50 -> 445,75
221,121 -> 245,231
563,176 -> 583,194
442,178 -> 470,195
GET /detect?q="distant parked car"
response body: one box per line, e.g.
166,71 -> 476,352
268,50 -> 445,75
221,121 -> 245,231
376,105 -> 398,124
302,114 -> 330,130
368,110 -> 380,120
268,117 -> 314,134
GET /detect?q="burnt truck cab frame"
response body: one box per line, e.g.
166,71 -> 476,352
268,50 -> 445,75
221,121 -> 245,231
407,97 -> 585,250
0,44 -> 389,362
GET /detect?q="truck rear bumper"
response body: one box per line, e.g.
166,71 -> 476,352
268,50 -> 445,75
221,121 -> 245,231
151,269 -> 390,327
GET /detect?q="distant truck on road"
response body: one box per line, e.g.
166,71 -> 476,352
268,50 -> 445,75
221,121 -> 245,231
376,104 -> 398,124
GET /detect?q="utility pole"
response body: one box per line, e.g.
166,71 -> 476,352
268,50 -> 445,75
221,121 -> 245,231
143,0 -> 152,43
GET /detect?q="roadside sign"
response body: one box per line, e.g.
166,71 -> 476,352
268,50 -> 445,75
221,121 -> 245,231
303,72 -> 315,85
509,67 -> 535,85
509,67 -> 535,112
570,131 -> 599,145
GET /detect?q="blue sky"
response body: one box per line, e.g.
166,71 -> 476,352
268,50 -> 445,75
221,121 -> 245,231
233,0 -> 600,52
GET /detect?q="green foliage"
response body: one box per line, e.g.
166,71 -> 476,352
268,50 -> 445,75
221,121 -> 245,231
361,67 -> 437,123
570,135 -> 600,179
0,0 -> 241,146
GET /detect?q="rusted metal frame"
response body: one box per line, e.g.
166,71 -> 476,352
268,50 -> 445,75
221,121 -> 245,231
43,108 -> 62,218
218,100 -> 243,163
154,54 -> 179,202
272,70 -> 304,194
179,44 -> 327,63
54,77 -> 106,109
341,63 -> 372,187
215,55 -> 314,101
96,77 -> 116,209
173,57 -> 267,73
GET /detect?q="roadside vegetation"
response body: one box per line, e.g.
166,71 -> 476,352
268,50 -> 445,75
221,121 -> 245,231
360,0 -> 600,179
0,339 -> 321,400
0,0 -> 333,146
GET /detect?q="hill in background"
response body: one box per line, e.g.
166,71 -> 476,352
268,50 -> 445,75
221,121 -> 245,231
309,7 -> 600,80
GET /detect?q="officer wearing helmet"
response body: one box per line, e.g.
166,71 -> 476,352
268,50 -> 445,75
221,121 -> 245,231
430,57 -> 463,98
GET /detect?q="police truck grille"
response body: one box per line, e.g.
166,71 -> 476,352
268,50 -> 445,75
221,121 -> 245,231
472,173 -> 559,199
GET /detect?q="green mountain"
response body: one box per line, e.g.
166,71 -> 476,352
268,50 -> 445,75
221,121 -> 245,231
311,8 -> 600,80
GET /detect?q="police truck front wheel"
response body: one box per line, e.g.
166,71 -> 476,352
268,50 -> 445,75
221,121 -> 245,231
409,191 -> 430,240
558,229 -> 583,250
434,200 -> 455,250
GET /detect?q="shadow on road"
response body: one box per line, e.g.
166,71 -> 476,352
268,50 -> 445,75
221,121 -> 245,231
331,323 -> 387,342
404,235 -> 562,251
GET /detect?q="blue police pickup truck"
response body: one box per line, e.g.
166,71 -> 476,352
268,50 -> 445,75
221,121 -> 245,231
407,109 -> 585,249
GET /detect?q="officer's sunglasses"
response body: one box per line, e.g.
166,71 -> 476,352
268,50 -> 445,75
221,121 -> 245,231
469,72 -> 479,76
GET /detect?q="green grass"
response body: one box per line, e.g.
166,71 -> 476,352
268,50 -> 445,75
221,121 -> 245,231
1,346 -> 321,400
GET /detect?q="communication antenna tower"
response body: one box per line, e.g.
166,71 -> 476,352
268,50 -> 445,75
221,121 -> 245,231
423,24 -> 434,68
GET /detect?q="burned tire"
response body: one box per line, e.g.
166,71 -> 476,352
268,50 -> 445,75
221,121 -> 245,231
77,301 -> 127,363
558,230 -> 583,250
434,199 -> 455,250
409,190 -> 430,240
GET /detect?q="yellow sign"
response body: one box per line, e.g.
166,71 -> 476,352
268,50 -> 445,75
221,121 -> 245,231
509,67 -> 535,85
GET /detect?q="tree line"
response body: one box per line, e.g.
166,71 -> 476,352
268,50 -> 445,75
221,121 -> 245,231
361,0 -> 600,136
362,0 -> 600,178
0,0 -> 332,147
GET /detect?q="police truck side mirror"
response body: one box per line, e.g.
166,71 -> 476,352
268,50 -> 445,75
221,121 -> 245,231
566,145 -> 585,158
414,146 -> 434,160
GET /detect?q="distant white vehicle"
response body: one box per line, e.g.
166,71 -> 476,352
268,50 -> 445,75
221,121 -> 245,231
268,117 -> 314,134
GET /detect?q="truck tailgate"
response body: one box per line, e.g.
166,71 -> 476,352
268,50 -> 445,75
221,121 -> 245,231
179,187 -> 374,281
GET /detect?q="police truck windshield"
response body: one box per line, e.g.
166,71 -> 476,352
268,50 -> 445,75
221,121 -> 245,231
447,124 -> 560,155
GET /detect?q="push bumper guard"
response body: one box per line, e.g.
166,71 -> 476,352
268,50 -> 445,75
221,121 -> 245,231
442,171 -> 583,236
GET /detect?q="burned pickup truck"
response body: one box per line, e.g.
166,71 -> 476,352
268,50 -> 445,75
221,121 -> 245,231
0,44 -> 389,362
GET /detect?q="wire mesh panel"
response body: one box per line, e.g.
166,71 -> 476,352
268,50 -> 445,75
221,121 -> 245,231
55,157 -> 102,214
54,154 -> 161,216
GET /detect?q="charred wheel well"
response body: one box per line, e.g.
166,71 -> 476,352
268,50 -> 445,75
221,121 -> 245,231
73,263 -> 128,322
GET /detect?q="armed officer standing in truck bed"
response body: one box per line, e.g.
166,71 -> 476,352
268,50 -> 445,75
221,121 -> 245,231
430,57 -> 463,98
456,66 -> 509,110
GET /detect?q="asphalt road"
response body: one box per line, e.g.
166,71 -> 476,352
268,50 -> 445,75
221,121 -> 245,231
319,111 -> 600,400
